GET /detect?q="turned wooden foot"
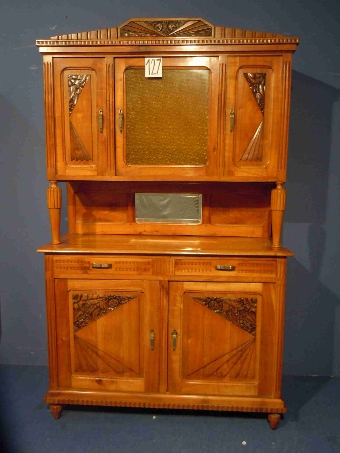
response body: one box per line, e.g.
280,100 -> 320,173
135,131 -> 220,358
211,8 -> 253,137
268,413 -> 281,430
50,404 -> 63,419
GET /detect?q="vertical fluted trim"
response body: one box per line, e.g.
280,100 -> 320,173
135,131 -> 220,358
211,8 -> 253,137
106,58 -> 114,173
43,57 -> 56,179
217,63 -> 227,173
47,181 -> 62,209
279,57 -> 292,177
271,183 -> 286,211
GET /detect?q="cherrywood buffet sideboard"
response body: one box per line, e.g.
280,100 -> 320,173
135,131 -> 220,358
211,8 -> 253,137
36,18 -> 299,429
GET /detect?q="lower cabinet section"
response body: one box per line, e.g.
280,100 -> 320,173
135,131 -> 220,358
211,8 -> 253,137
44,254 -> 287,429
55,279 -> 160,394
169,282 -> 263,397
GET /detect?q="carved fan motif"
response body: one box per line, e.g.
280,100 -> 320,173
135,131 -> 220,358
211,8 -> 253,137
187,338 -> 256,379
120,19 -> 212,37
72,293 -> 140,376
74,335 -> 138,375
240,73 -> 266,162
68,74 -> 92,161
187,295 -> 257,379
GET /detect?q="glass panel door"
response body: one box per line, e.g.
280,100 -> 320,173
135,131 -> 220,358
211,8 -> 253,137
115,57 -> 219,177
125,68 -> 209,166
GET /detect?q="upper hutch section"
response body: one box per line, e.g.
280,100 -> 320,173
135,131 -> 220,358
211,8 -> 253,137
37,18 -> 299,182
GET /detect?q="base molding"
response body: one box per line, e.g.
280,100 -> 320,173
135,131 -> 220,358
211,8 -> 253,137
45,390 -> 287,414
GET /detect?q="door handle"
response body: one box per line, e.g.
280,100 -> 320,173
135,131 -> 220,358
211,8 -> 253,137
118,109 -> 123,133
150,330 -> 155,351
171,329 -> 178,351
99,110 -> 103,133
230,107 -> 235,132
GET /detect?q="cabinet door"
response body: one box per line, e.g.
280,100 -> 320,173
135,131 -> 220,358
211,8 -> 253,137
224,56 -> 287,180
168,281 -> 280,397
115,57 -> 219,178
55,279 -> 160,393
53,58 -> 108,177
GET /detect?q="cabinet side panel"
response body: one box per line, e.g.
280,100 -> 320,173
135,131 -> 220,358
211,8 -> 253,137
273,259 -> 287,397
54,278 -> 72,388
45,255 -> 58,389
258,282 -> 279,397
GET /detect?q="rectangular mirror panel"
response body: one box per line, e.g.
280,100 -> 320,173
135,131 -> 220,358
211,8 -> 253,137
135,194 -> 202,224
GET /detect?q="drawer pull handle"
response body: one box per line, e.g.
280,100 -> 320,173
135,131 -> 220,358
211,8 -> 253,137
171,329 -> 178,351
150,330 -> 155,351
92,263 -> 112,269
215,265 -> 236,271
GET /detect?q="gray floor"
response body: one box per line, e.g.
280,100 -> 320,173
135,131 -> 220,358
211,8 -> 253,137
0,365 -> 339,453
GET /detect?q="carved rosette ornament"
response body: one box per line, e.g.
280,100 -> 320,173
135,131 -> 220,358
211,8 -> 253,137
192,296 -> 257,335
73,293 -> 137,332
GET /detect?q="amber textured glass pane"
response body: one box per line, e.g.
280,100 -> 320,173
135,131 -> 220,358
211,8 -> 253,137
125,68 -> 209,165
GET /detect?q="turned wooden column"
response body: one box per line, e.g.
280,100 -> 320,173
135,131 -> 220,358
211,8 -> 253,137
271,183 -> 286,249
47,181 -> 62,244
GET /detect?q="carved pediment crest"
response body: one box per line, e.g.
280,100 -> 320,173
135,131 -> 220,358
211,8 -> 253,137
119,19 -> 213,37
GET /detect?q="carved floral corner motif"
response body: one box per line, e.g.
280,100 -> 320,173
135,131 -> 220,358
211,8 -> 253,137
73,293 -> 137,332
68,74 -> 90,115
244,73 -> 266,113
192,295 -> 257,335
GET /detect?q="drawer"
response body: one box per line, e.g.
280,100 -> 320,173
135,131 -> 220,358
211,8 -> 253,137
174,258 -> 277,277
53,256 -> 153,277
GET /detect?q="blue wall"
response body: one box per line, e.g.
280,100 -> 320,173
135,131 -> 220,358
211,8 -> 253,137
1,0 -> 339,375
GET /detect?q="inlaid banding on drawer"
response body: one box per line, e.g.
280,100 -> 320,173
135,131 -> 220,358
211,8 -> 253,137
106,260 -> 153,274
54,259 -> 91,271
237,261 -> 276,275
54,258 -> 153,275
174,260 -> 215,274
174,259 -> 277,276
